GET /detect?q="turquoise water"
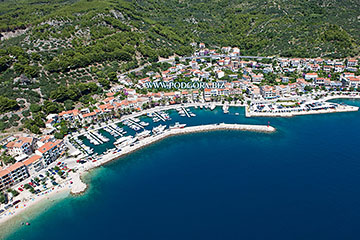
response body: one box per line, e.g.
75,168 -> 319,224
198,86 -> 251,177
5,99 -> 360,240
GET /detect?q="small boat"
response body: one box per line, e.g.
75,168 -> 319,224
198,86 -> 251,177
152,124 -> 167,135
140,121 -> 149,126
222,104 -> 229,114
169,122 -> 186,129
136,130 -> 151,140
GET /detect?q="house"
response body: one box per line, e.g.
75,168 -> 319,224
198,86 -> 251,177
290,58 -> 300,67
304,73 -> 318,81
347,59 -> 358,67
281,76 -> 290,83
203,88 -> 212,101
231,47 -> 240,56
23,155 -> 44,176
334,65 -> 345,73
58,109 -> 80,122
6,137 -> 35,156
323,65 -> 333,72
251,74 -> 264,83
347,77 -> 360,88
35,140 -> 65,166
221,46 -> 232,53
0,162 -> 29,191
247,85 -> 261,99
216,70 -> 225,79
260,86 -> 277,99
276,85 -> 290,96
314,78 -> 330,86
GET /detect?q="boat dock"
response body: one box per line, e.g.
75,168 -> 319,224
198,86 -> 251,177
153,111 -> 166,121
103,124 -> 124,137
128,118 -> 145,129
181,107 -> 191,118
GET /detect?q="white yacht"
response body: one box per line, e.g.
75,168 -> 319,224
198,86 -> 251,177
169,122 -> 186,129
152,124 -> 167,135
136,130 -> 151,139
222,104 -> 229,114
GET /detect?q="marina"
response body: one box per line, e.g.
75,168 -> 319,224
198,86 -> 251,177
3,99 -> 360,240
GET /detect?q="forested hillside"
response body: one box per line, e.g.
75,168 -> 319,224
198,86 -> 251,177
0,0 -> 359,130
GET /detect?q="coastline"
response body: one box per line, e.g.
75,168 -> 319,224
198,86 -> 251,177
1,97 -> 359,230
71,123 -> 275,194
0,123 -> 275,230
245,97 -> 359,118
246,104 -> 359,117
0,185 -> 70,238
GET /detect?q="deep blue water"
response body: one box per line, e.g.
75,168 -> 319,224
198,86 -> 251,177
5,99 -> 360,240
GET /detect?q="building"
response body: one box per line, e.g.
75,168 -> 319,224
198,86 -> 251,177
0,168 -> 12,192
304,73 -> 318,81
23,155 -> 44,176
260,86 -> 277,99
347,59 -> 358,67
35,140 -> 65,166
6,137 -> 35,156
0,162 -> 29,192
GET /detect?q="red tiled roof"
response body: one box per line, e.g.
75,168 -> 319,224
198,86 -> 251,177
23,155 -> 42,166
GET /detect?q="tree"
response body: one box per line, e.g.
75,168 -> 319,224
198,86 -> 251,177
108,72 -> 117,82
98,78 -> 110,89
29,104 -> 41,113
30,125 -> 40,134
64,99 -> 74,110
0,192 -> 6,204
304,86 -> 313,91
54,131 -> 64,139
0,96 -> 19,114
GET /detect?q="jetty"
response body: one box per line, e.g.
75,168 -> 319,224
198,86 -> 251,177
127,118 -> 145,129
181,107 -> 191,118
153,111 -> 166,121
77,123 -> 276,173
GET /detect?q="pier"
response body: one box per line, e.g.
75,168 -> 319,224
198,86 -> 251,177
181,107 -> 191,118
153,111 -> 166,121
127,118 -> 145,129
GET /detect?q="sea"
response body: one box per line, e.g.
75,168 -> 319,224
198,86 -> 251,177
3,99 -> 360,240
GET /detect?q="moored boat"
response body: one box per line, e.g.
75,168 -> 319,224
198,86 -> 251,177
169,122 -> 186,129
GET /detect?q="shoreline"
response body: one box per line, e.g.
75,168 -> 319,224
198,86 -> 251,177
0,123 -> 275,229
1,97 -> 359,233
70,123 -> 276,195
246,105 -> 359,117
245,98 -> 359,118
0,184 -> 70,238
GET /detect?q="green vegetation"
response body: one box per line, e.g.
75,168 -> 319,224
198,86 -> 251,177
0,152 -> 16,165
0,192 -> 6,204
7,188 -> 19,197
0,0 -> 358,131
0,96 -> 19,113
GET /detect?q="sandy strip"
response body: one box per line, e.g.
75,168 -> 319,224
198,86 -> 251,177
0,172 -> 84,227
